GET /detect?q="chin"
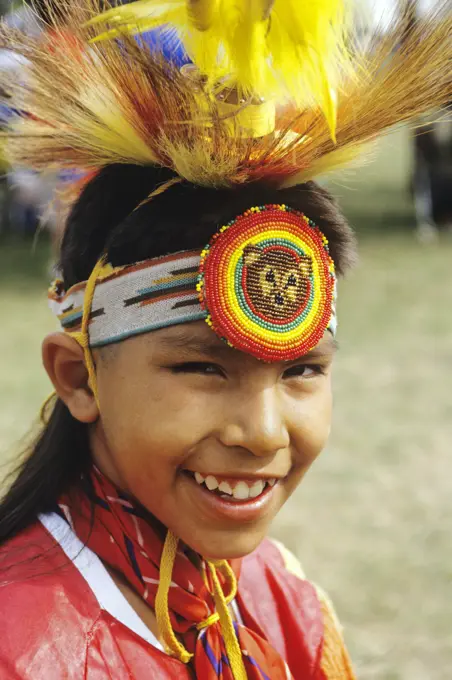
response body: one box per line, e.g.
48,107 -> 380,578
186,527 -> 267,561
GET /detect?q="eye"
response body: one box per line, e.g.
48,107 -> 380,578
283,364 -> 325,379
265,269 -> 275,283
287,274 -> 297,287
170,362 -> 225,377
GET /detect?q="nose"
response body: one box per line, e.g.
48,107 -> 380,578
219,388 -> 290,458
274,292 -> 284,306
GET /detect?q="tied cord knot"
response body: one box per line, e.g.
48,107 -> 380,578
196,558 -> 237,631
197,611 -> 220,631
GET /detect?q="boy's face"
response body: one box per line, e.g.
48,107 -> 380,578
92,321 -> 335,559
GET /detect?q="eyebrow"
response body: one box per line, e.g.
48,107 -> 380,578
154,330 -> 234,358
156,329 -> 338,361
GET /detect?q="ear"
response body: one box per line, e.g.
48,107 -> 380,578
242,244 -> 262,267
298,255 -> 313,278
42,333 -> 99,423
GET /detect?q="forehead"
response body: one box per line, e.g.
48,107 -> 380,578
145,320 -> 336,361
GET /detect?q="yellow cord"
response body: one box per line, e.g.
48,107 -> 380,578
71,256 -> 107,411
208,560 -> 247,680
133,177 -> 183,212
196,611 -> 220,631
155,531 -> 194,663
155,531 -> 247,679
39,256 -> 106,422
39,390 -> 56,424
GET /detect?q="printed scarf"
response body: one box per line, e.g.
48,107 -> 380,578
60,468 -> 295,680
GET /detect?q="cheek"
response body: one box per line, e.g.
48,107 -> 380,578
95,367 -> 218,483
290,381 -> 333,466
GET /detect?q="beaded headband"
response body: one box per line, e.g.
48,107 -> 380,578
49,205 -> 337,362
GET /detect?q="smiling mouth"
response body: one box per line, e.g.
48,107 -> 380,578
184,471 -> 277,502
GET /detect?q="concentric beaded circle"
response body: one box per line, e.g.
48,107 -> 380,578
197,205 -> 336,362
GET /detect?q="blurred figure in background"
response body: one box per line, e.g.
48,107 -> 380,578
1,0 -> 55,238
402,0 -> 452,240
412,110 -> 452,241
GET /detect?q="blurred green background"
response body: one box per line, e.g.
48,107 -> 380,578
1,128 -> 451,679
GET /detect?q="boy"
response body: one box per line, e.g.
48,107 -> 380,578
0,1 -> 450,677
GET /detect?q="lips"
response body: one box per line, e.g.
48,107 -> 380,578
180,469 -> 283,523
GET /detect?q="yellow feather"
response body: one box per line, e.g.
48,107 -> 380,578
187,0 -> 219,31
88,0 -> 352,137
88,3 -> 186,43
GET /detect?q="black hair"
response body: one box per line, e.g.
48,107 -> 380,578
0,164 -> 356,546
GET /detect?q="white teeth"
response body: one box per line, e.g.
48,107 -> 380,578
233,481 -> 250,500
194,472 -> 205,485
205,475 -> 219,491
193,473 -> 275,500
218,481 -> 233,496
249,480 -> 265,498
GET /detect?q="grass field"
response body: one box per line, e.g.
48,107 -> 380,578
1,129 -> 451,679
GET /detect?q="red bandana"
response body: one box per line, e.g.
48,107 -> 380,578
60,468 -> 295,679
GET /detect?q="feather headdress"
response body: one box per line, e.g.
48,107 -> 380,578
0,0 -> 451,193
86,0 -> 352,135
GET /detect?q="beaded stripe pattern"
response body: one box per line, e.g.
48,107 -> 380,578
197,205 -> 336,362
48,251 -> 206,347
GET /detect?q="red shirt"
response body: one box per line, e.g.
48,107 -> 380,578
0,518 -> 354,679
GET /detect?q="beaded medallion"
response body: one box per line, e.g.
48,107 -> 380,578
197,205 -> 336,362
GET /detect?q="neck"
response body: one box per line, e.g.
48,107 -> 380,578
104,563 -> 161,640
